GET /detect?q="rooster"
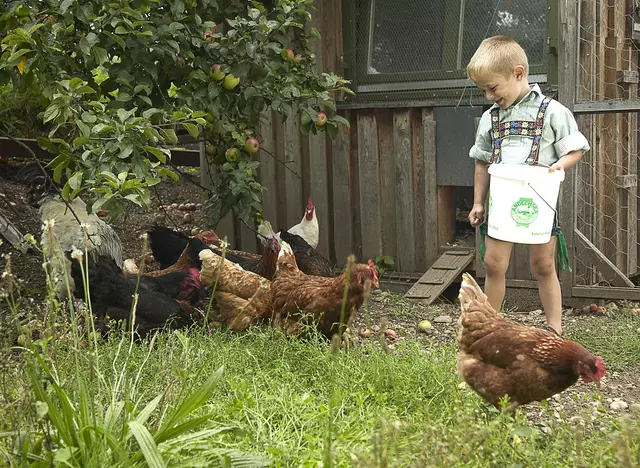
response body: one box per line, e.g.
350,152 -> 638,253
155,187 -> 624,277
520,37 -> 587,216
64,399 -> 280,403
71,255 -> 200,338
457,273 -> 606,413
258,196 -> 319,249
16,163 -> 123,298
270,241 -> 379,339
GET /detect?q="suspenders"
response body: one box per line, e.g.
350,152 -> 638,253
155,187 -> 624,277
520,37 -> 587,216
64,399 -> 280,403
489,96 -> 552,165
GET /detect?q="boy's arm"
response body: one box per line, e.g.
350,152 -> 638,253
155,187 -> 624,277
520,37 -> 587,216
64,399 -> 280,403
549,150 -> 582,172
548,102 -> 590,172
469,161 -> 490,227
473,160 -> 490,204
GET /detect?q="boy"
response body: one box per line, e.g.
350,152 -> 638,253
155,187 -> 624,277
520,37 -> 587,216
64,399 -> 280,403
467,36 -> 589,335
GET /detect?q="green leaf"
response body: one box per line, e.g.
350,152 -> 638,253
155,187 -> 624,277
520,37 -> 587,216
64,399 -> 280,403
81,111 -> 97,123
118,144 -> 134,159
182,123 -> 200,139
42,104 -> 60,124
73,136 -> 90,147
128,421 -> 166,468
68,172 -> 82,190
115,25 -> 128,35
143,146 -> 168,164
157,366 -> 224,436
7,48 -> 32,64
77,120 -> 91,138
159,129 -> 178,144
207,82 -> 220,100
60,0 -> 75,14
79,32 -> 99,56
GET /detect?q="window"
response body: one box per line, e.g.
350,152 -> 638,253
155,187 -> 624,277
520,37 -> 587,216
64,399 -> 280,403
352,0 -> 550,98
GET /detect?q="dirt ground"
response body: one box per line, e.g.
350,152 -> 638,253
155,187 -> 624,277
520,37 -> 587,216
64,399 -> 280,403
1,158 -> 639,422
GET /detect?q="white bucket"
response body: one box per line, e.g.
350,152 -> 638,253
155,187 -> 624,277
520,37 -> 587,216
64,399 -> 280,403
486,164 -> 565,244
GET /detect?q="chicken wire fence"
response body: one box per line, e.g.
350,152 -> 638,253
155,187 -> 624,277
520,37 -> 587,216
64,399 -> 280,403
572,2 -> 640,288
354,0 -> 548,100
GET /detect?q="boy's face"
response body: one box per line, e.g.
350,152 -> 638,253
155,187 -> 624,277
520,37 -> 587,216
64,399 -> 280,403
474,66 -> 528,109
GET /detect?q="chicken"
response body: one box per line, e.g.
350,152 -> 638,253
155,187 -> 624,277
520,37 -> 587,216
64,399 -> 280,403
198,249 -> 273,331
16,163 -> 123,298
71,255 -> 199,339
287,196 -> 319,249
130,269 -> 201,304
270,241 -> 379,339
147,224 -> 260,270
258,221 -> 334,277
456,273 -> 606,413
258,196 -> 319,249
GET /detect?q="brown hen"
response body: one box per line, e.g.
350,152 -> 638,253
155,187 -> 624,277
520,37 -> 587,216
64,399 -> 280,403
270,241 -> 379,339
456,273 -> 606,413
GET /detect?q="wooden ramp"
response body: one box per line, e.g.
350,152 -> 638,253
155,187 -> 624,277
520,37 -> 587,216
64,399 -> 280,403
404,249 -> 475,305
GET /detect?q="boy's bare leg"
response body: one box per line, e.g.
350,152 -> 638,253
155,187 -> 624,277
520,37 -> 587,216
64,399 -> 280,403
530,238 -> 562,335
483,236 -> 514,312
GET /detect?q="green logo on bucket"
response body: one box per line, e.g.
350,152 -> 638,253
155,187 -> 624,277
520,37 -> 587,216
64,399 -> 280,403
510,197 -> 539,227
488,193 -> 493,212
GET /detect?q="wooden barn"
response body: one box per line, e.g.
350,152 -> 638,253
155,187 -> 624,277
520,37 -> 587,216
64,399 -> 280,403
2,1 -> 639,305
209,0 -> 640,305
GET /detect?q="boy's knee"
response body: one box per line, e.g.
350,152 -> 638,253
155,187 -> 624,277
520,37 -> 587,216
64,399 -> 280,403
530,257 -> 555,277
483,253 -> 509,276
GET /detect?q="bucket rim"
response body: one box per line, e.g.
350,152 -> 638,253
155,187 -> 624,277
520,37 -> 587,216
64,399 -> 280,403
488,163 -> 565,182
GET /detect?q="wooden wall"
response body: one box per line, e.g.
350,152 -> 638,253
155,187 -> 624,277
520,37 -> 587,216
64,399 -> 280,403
573,0 -> 639,285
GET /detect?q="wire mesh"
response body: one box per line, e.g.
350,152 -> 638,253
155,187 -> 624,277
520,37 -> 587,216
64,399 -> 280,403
573,1 -> 640,287
354,0 -> 548,99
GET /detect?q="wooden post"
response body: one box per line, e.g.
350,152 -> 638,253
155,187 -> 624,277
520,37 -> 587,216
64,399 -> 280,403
557,0 -> 577,303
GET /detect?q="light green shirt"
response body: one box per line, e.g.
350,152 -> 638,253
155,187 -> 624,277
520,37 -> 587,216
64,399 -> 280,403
469,84 -> 590,166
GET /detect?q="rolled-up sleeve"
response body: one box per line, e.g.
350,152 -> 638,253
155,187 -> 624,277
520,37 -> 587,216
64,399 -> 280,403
549,103 -> 590,157
469,110 -> 493,163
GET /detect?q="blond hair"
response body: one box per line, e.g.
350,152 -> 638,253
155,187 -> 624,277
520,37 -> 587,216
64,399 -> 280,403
466,36 -> 529,81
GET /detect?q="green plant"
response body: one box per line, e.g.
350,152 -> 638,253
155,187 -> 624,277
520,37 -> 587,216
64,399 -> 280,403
371,255 -> 395,278
0,0 -> 353,226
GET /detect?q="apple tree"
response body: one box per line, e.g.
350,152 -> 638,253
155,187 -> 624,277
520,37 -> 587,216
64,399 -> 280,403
0,0 -> 352,226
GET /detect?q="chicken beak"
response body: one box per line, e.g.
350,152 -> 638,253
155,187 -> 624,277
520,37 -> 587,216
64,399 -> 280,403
595,380 -> 601,390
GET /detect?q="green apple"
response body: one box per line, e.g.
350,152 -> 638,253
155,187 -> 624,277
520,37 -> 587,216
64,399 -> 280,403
210,64 -> 225,81
222,73 -> 240,90
244,137 -> 260,153
282,48 -> 295,61
293,54 -> 302,63
225,147 -> 240,162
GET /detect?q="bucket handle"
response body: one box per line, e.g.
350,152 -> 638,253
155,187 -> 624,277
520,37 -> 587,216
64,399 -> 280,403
526,182 -> 558,216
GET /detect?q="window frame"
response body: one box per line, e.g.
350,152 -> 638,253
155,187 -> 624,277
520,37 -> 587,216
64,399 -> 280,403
343,0 -> 556,104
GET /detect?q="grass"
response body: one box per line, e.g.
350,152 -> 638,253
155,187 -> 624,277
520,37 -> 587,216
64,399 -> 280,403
0,320 -> 639,467
0,233 -> 639,466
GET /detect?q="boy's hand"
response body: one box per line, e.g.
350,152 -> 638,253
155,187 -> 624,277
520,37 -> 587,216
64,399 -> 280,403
468,203 -> 485,227
548,161 -> 565,173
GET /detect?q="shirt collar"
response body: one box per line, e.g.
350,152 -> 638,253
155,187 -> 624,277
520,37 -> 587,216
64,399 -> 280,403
489,83 -> 544,111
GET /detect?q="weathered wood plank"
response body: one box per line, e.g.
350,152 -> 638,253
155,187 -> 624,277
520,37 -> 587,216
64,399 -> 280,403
357,112 -> 381,261
376,109 -> 397,263
394,109 -> 416,272
273,117 -> 288,231
574,229 -> 634,287
423,111 -> 438,268
404,249 -> 474,304
572,286 -> 640,300
437,186 -> 456,247
411,109 -> 426,270
557,0 -> 577,295
307,4 -> 331,258
284,108 -> 304,228
259,112 -> 278,231
331,111 -> 353,266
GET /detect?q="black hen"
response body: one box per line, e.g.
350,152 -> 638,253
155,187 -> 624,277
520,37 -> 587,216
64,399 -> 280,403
71,255 -> 198,339
278,230 -> 335,277
147,224 -> 192,269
